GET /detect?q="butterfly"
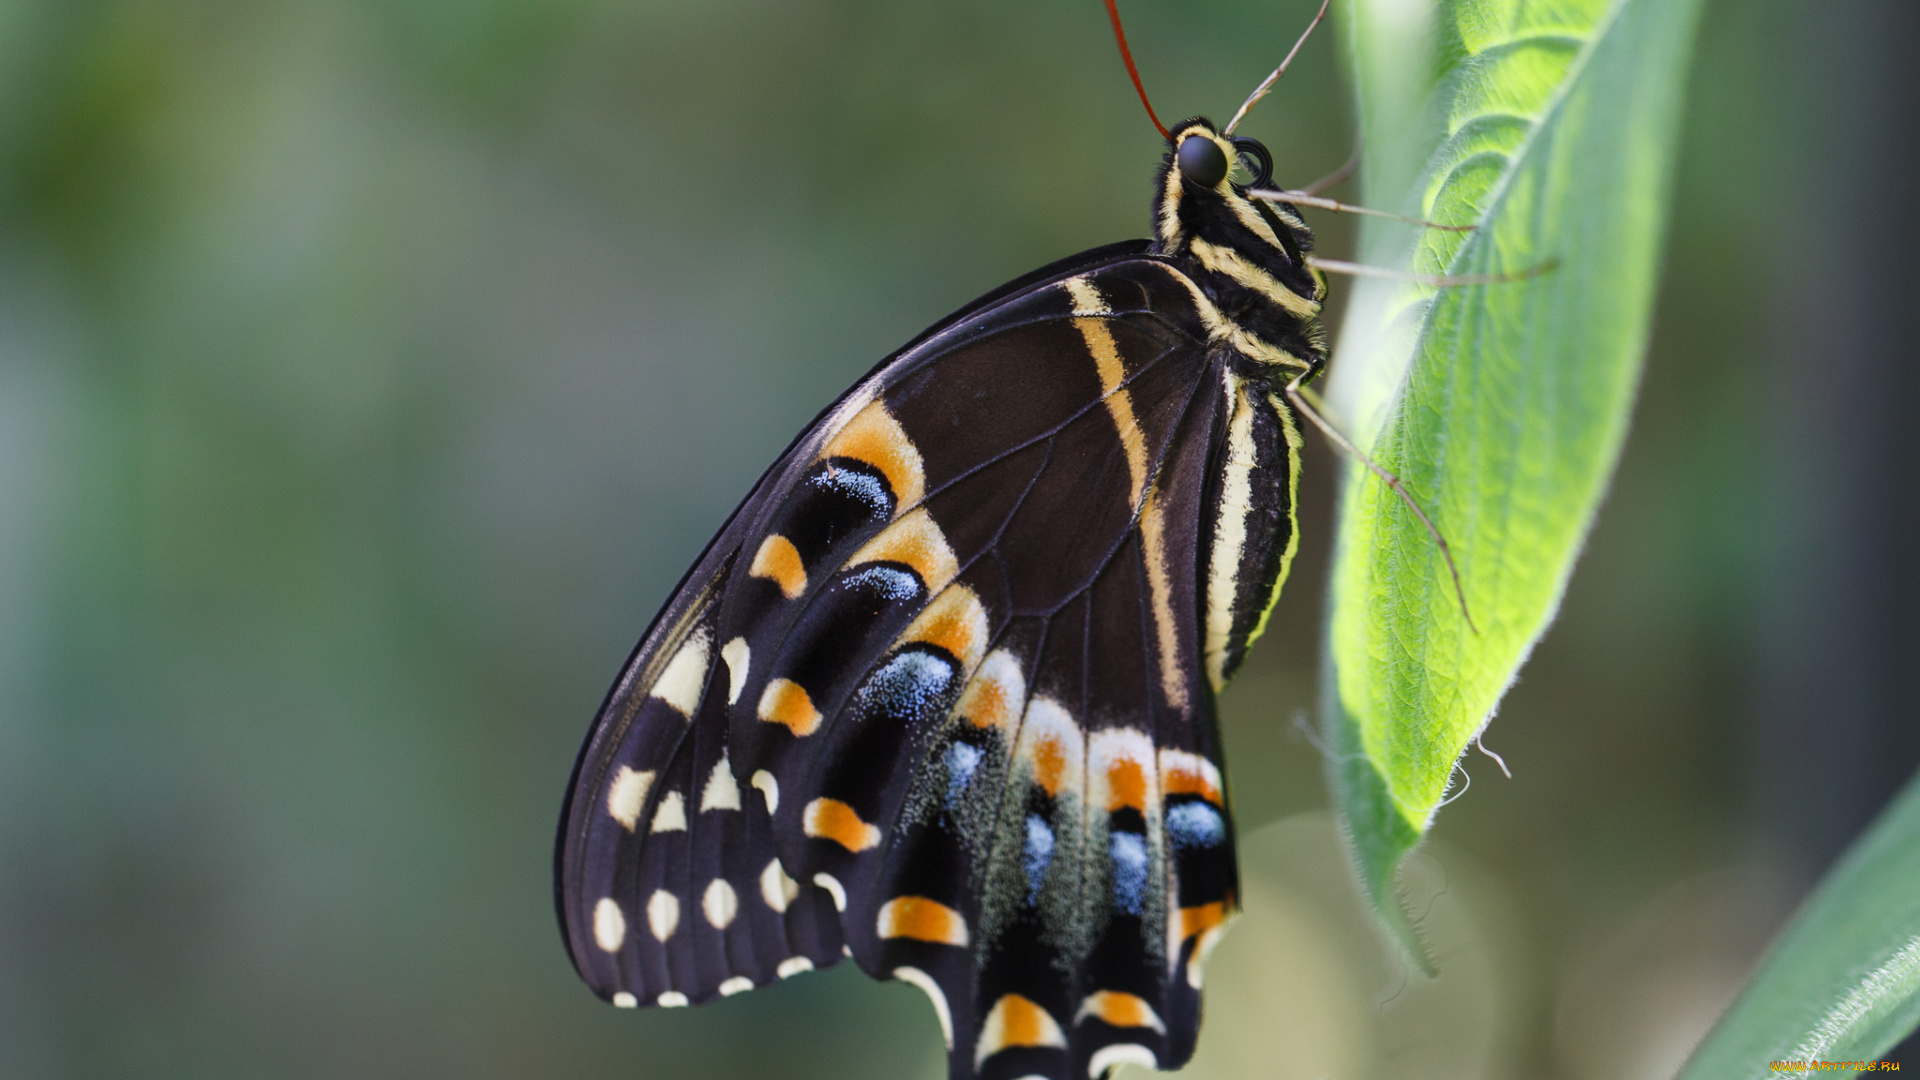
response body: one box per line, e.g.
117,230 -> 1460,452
553,4 -> 1415,1078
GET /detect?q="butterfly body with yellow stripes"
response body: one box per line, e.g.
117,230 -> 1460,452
556,117 -> 1324,1080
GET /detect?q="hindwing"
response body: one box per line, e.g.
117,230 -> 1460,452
557,242 -> 1304,1080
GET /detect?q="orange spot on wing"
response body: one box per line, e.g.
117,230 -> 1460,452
957,651 -> 1023,730
848,509 -> 958,595
1160,749 -> 1223,804
1104,757 -> 1148,813
974,994 -> 1067,1068
876,896 -> 969,946
1176,901 -> 1229,944
1031,735 -> 1069,797
1076,990 -> 1166,1033
900,585 -> 988,670
758,678 -> 822,736
822,400 -> 925,508
748,534 -> 808,599
802,798 -> 881,852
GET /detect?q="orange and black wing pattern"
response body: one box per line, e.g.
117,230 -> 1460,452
556,238 -> 1305,1080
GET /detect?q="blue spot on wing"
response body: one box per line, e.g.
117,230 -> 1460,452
1024,814 -> 1054,904
1110,832 -> 1148,915
855,650 -> 955,722
943,742 -> 982,806
1167,803 -> 1225,850
812,466 -> 893,517
842,565 -> 922,602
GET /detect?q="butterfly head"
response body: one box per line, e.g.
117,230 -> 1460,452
1153,118 -> 1307,273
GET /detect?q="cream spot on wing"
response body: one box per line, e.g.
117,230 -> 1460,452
1064,275 -> 1111,316
751,769 -> 779,813
1069,309 -> 1147,508
876,896 -> 969,947
1014,697 -> 1084,798
846,508 -> 958,596
893,966 -> 955,1050
721,637 -> 750,705
1074,991 -> 1167,1034
703,878 -> 739,929
973,994 -> 1067,1068
813,872 -> 848,912
749,534 -> 808,599
821,400 -> 925,509
700,755 -> 741,812
1139,490 -> 1189,713
777,956 -> 814,979
757,678 -> 822,736
606,766 -> 654,831
646,890 -> 680,942
649,790 -> 687,832
657,991 -> 689,1008
760,859 -> 800,912
718,976 -> 754,997
803,798 -> 881,852
897,583 -> 990,671
592,898 -> 626,953
1090,1044 -> 1158,1078
611,992 -> 638,1008
650,628 -> 711,717
956,649 -> 1025,730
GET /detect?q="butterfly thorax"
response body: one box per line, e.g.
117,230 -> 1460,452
1149,117 -> 1325,373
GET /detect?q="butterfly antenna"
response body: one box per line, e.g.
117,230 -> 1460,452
1224,0 -> 1330,135
1104,0 -> 1168,139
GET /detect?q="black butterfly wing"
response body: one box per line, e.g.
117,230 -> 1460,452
557,246 -> 1303,1080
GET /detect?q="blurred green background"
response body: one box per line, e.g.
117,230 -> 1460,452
2,0 -> 1916,1077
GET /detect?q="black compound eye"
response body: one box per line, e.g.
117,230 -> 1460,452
1177,135 -> 1229,188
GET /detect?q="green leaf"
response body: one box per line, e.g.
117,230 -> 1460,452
1321,0 -> 1705,960
1677,776 -> 1920,1078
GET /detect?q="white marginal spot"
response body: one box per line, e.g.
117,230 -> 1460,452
657,991 -> 689,1008
893,966 -> 954,1050
650,627 -> 712,718
1089,1044 -> 1158,1078
750,770 -> 779,814
814,872 -> 848,912
718,976 -> 755,997
702,878 -> 739,929
611,992 -> 638,1008
606,766 -> 654,831
592,898 -> 626,953
721,637 -> 751,705
777,956 -> 814,979
760,859 -> 800,912
646,889 -> 680,942
700,755 -> 742,812
649,790 -> 687,833
1189,922 -> 1229,989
